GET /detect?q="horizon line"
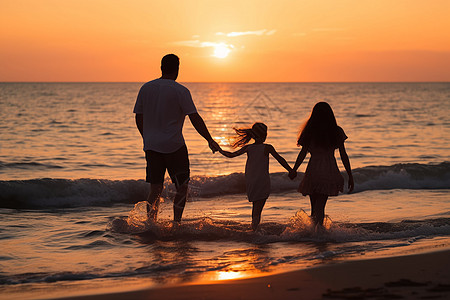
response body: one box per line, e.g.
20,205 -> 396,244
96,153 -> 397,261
1,81 -> 449,84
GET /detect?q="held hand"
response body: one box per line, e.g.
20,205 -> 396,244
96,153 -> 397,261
348,176 -> 354,193
288,170 -> 297,180
218,149 -> 234,158
208,139 -> 221,153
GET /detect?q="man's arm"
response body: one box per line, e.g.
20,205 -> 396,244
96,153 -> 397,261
188,113 -> 220,152
135,113 -> 143,137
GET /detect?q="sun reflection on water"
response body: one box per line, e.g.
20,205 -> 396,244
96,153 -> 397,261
216,270 -> 245,281
196,248 -> 275,283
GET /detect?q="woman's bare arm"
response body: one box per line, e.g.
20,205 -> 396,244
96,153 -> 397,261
293,146 -> 308,172
339,144 -> 354,193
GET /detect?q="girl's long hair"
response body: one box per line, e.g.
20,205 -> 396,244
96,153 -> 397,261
232,123 -> 267,148
297,102 -> 339,148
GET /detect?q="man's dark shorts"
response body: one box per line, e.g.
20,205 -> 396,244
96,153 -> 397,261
145,145 -> 190,188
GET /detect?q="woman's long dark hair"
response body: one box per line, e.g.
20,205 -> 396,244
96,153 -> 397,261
297,102 -> 340,148
232,123 -> 267,148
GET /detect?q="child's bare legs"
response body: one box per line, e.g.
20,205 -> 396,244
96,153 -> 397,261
251,199 -> 267,231
309,193 -> 328,227
147,183 -> 163,221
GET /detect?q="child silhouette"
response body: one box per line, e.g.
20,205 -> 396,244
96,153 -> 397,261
291,102 -> 354,228
220,123 -> 295,231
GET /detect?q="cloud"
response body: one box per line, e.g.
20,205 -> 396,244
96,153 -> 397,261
173,40 -> 214,48
216,29 -> 276,37
173,40 -> 233,49
173,40 -> 203,47
172,40 -> 234,58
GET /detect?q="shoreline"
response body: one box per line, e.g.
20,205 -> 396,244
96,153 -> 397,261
52,249 -> 450,300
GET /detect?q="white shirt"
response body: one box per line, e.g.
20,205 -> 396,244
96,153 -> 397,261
133,79 -> 197,153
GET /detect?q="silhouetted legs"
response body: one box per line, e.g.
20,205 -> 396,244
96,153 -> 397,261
146,181 -> 189,223
309,193 -> 328,227
145,146 -> 190,223
252,198 -> 267,231
147,183 -> 163,221
173,182 -> 188,223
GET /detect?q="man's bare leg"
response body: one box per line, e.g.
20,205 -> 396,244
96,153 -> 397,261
147,183 -> 163,221
173,183 -> 188,223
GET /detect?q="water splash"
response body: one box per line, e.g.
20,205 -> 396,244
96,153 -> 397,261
109,207 -> 343,240
283,210 -> 314,234
109,201 -> 156,233
281,210 -> 332,236
108,206 -> 450,244
127,201 -> 151,230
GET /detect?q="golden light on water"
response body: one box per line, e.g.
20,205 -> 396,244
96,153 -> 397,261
198,252 -> 275,283
216,271 -> 245,280
210,264 -> 264,281
214,135 -> 229,146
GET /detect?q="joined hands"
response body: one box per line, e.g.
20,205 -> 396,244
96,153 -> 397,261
208,139 -> 221,153
288,169 -> 297,180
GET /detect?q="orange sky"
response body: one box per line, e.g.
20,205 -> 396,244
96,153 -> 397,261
1,0 -> 449,82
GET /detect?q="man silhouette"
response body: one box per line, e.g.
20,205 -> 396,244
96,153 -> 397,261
134,54 -> 220,223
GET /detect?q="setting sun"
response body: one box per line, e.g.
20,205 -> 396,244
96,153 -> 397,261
212,43 -> 231,59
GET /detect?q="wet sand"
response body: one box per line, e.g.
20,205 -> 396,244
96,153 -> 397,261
54,249 -> 450,300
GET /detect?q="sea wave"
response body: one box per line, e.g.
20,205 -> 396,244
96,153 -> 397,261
0,162 -> 448,209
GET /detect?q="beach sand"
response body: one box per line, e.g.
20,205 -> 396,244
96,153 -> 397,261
54,250 -> 450,300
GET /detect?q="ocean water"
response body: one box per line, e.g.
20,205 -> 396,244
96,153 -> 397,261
0,82 -> 449,299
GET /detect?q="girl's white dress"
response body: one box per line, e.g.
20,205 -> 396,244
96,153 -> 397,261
245,143 -> 270,202
298,127 -> 347,196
